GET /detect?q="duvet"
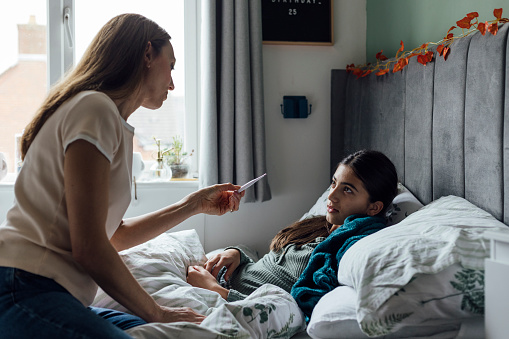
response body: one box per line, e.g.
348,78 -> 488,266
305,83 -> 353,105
91,230 -> 306,339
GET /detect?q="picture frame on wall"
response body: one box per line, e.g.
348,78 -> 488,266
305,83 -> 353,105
261,0 -> 334,46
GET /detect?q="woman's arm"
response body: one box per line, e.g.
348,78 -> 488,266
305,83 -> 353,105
65,140 -> 204,323
111,184 -> 244,251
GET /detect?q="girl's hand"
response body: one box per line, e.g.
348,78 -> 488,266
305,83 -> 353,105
186,183 -> 245,215
187,265 -> 229,299
204,249 -> 241,280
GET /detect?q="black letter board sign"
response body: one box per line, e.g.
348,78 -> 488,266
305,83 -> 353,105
262,0 -> 333,46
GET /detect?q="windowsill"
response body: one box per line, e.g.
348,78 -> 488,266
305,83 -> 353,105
0,174 -> 199,188
0,173 -> 17,185
135,178 -> 199,188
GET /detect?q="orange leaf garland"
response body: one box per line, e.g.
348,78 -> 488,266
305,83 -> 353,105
456,12 -> 478,29
444,27 -> 455,40
456,17 -> 472,29
376,50 -> 388,61
437,44 -> 445,55
347,8 -> 508,78
352,68 -> 364,78
495,9 -> 509,24
417,55 -> 427,65
417,51 -> 434,66
396,40 -> 405,57
442,46 -> 451,60
488,22 -> 499,35
393,57 -> 409,73
478,22 -> 487,35
494,8 -> 503,20
466,12 -> 479,20
360,70 -> 373,78
425,50 -> 434,62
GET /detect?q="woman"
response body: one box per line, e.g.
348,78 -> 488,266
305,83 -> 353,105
0,14 -> 244,339
187,150 -> 398,304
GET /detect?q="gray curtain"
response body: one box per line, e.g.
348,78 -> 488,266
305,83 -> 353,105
199,0 -> 271,202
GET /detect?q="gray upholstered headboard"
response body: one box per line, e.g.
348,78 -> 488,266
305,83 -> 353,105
331,23 -> 509,224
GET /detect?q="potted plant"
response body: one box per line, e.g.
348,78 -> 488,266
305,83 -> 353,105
162,136 -> 194,179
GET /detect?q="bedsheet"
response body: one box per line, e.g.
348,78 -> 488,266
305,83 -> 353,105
91,230 -> 306,338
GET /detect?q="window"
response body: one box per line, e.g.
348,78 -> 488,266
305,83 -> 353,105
0,0 -> 198,180
0,0 -> 47,177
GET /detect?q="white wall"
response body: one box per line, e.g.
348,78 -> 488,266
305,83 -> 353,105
0,0 -> 366,255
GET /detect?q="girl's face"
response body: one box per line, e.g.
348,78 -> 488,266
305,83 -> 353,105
141,42 -> 176,110
326,164 -> 381,230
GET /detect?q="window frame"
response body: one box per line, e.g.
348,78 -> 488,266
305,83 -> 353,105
47,0 -> 74,89
183,0 -> 199,174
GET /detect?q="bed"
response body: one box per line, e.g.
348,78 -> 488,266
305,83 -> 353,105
91,22 -> 509,338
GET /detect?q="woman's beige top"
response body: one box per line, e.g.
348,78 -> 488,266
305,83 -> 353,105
0,91 -> 134,306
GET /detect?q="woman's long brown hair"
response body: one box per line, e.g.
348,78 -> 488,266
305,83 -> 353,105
21,14 -> 170,159
270,216 -> 330,252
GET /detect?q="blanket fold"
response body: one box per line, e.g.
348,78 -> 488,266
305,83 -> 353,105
291,214 -> 387,320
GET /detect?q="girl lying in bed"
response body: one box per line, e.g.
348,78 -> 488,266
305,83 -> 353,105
187,150 -> 398,307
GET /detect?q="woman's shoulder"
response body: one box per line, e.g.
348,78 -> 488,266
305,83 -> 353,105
59,91 -> 121,125
69,91 -> 117,111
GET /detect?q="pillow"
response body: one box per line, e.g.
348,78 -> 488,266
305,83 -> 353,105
92,229 -> 206,312
337,195 -> 508,337
300,185 -> 330,220
300,183 -> 423,225
308,286 -> 463,339
385,183 -> 423,226
307,286 -> 359,338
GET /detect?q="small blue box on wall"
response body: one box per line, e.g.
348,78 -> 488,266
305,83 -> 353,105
281,96 -> 311,118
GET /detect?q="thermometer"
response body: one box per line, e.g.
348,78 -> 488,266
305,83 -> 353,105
237,173 -> 267,193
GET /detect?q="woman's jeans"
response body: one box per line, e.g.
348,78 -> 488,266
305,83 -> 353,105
0,267 -> 147,339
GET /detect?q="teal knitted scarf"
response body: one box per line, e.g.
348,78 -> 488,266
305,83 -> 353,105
291,214 -> 387,321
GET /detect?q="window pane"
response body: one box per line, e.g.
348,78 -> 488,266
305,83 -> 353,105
75,1 -> 186,163
0,0 -> 47,174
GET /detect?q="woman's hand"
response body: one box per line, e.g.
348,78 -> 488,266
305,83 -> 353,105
185,183 -> 245,215
204,249 -> 241,280
187,265 -> 229,299
154,305 -> 206,324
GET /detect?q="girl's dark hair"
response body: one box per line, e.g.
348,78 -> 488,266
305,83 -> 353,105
270,150 -> 398,252
340,149 -> 398,216
270,216 -> 329,252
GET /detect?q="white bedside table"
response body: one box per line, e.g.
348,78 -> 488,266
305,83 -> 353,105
484,230 -> 509,339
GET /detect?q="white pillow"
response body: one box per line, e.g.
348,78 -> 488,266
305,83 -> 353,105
307,286 -> 463,339
92,229 -> 206,312
307,286 -> 359,338
337,195 -> 508,337
300,185 -> 330,220
300,183 -> 423,225
385,183 -> 423,226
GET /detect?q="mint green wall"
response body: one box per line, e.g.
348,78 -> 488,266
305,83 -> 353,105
366,0 -> 507,63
